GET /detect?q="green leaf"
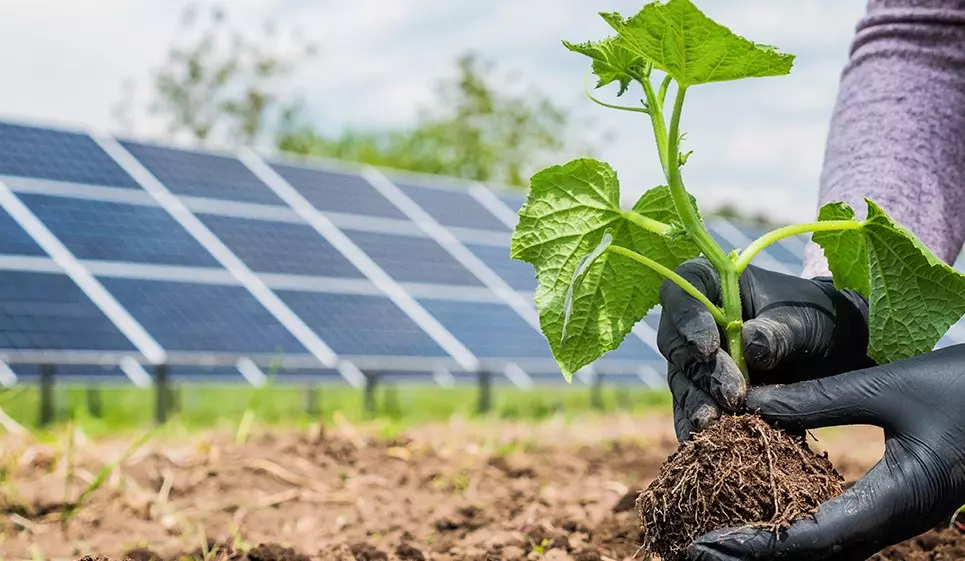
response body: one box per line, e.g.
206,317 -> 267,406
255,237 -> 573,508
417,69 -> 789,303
812,202 -> 869,296
601,0 -> 795,87
815,199 -> 965,364
563,36 -> 650,96
511,158 -> 699,378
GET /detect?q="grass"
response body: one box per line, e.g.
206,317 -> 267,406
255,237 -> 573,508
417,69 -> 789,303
0,383 -> 671,436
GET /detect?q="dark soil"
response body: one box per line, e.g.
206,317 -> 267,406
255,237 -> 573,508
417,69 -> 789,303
636,415 -> 844,561
873,526 -> 965,561
7,417 -> 953,560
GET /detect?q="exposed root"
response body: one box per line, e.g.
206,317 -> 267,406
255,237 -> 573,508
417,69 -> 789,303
636,415 -> 843,561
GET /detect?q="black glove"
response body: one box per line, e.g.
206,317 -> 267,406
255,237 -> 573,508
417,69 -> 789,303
658,258 -> 873,441
687,345 -> 965,561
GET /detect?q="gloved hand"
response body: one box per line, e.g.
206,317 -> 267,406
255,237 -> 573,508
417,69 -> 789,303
658,258 -> 873,441
687,345 -> 965,560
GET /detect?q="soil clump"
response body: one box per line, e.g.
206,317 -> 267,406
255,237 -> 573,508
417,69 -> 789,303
636,415 -> 844,561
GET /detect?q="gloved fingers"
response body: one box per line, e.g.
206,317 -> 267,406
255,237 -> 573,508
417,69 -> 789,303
660,316 -> 745,412
745,366 -> 890,431
687,467 -> 899,561
742,306 -> 835,372
658,258 -> 722,364
668,363 -> 720,441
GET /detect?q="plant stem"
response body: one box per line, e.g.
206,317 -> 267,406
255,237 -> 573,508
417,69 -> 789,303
584,70 -> 651,114
734,219 -> 863,272
622,209 -> 672,235
640,77 -> 669,176
663,84 -> 747,377
606,245 -> 728,325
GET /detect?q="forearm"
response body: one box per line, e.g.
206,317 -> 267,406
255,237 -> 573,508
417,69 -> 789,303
804,0 -> 965,277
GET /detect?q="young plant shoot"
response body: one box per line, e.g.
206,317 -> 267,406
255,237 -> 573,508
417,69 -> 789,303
511,0 -> 965,382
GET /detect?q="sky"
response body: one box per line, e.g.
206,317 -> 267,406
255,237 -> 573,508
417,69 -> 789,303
0,0 -> 868,223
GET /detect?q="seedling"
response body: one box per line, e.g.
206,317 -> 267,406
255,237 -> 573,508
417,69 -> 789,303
511,0 -> 965,380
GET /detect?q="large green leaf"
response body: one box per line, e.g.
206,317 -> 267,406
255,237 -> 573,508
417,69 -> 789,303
811,202 -> 869,296
814,199 -> 965,364
601,0 -> 794,87
563,36 -> 649,96
510,158 -> 699,378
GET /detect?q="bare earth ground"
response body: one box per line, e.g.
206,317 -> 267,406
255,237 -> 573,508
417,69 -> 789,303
0,412 -> 946,560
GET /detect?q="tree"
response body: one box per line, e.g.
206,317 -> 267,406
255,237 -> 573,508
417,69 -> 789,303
277,54 -> 594,188
120,3 -> 315,148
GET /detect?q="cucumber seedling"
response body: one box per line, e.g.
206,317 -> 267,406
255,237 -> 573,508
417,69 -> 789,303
510,0 -> 965,558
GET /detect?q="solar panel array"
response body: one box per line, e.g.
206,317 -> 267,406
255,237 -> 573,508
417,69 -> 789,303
0,119 -> 959,390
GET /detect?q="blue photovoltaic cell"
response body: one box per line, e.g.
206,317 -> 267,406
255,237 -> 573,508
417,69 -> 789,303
20,194 -> 218,267
417,299 -> 552,359
344,230 -> 483,286
198,214 -> 362,277
0,122 -> 139,188
0,207 -> 44,256
121,141 -> 283,205
169,365 -> 243,381
599,333 -> 661,362
0,271 -> 134,351
271,163 -> 407,219
498,193 -> 525,212
729,222 -> 801,264
394,181 -> 509,231
465,243 -> 535,291
100,278 -> 306,354
277,290 -> 448,357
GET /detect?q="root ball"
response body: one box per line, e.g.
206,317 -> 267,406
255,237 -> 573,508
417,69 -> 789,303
636,415 -> 843,561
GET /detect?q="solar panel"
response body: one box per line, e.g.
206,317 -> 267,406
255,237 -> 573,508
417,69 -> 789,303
0,207 -> 44,256
0,123 -> 139,188
275,291 -> 448,357
100,278 -> 305,354
417,299 -> 551,359
498,193 -> 525,212
270,163 -> 408,220
464,242 -> 535,291
197,214 -> 363,278
0,271 -> 134,351
393,181 -> 510,232
20,193 -> 219,267
344,229 -> 483,286
121,141 -> 284,205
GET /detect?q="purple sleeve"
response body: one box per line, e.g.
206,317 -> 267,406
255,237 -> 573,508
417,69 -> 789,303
802,0 -> 965,278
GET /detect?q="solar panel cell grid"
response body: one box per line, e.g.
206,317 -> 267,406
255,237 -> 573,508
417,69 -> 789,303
0,271 -> 134,351
100,278 -> 306,354
270,163 -> 408,219
464,243 -> 535,291
0,123 -> 140,188
394,181 -> 510,232
277,290 -> 448,357
121,141 -> 284,205
417,299 -> 551,359
20,194 -> 220,267
0,207 -> 45,256
198,214 -> 363,278
344,229 -> 483,286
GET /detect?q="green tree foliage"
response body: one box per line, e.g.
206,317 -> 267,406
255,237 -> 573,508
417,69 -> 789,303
122,3 -> 315,147
277,54 -> 590,188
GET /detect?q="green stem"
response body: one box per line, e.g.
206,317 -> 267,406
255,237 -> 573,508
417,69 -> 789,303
606,245 -> 727,325
664,84 -> 746,377
734,219 -> 863,272
657,74 -> 673,108
622,210 -> 672,235
640,77 -> 669,175
584,70 -> 650,114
